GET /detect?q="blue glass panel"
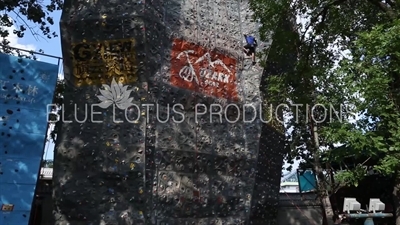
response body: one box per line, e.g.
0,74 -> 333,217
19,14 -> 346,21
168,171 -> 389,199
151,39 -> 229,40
298,170 -> 317,193
0,184 -> 36,211
0,108 -> 48,134
0,158 -> 41,184
0,211 -> 31,225
0,54 -> 58,109
0,134 -> 45,158
0,53 -> 58,225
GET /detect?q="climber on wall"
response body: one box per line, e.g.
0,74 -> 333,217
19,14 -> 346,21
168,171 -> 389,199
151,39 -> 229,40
243,34 -> 257,65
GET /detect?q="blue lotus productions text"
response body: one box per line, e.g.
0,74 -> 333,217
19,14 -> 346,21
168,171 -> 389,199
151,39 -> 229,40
47,103 -> 356,124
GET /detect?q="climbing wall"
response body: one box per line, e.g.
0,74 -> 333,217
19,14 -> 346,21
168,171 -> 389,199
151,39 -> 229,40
0,53 -> 58,225
55,0 -> 283,224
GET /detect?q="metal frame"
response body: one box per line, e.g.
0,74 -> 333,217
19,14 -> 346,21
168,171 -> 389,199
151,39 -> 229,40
0,44 -> 63,60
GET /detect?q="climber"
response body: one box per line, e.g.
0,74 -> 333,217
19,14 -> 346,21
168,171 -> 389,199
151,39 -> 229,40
243,34 -> 257,65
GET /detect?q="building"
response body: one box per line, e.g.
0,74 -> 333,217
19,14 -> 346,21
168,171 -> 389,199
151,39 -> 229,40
280,171 -> 300,193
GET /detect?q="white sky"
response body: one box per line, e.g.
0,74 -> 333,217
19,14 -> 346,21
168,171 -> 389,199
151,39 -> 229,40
3,23 -> 36,51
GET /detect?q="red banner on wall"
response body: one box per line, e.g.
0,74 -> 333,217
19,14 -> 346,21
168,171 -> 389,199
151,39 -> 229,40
170,39 -> 239,101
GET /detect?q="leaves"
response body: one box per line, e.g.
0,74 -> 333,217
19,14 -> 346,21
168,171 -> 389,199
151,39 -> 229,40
251,0 -> 400,221
49,79 -> 64,143
252,0 -> 400,175
0,0 -> 62,57
42,160 -> 54,168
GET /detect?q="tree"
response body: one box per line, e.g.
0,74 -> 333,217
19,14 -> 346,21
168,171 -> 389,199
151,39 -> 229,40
0,0 -> 62,57
49,78 -> 65,142
42,159 -> 54,168
250,0 -> 399,224
332,19 -> 400,224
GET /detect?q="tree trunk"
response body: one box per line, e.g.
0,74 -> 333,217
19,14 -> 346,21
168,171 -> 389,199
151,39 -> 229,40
322,194 -> 334,225
314,156 -> 334,225
309,105 -> 334,225
393,173 -> 400,225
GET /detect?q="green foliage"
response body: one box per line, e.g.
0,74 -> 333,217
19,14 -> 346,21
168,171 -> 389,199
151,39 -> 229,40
252,0 -> 362,171
334,19 -> 400,178
335,165 -> 369,187
49,78 -> 65,142
42,159 -> 54,168
251,0 -> 400,181
251,0 -> 400,222
0,0 -> 62,58
0,0 -> 62,40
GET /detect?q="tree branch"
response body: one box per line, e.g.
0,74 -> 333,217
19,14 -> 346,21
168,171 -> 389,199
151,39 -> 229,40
366,0 -> 396,19
300,0 -> 348,43
12,10 -> 41,41
386,0 -> 395,8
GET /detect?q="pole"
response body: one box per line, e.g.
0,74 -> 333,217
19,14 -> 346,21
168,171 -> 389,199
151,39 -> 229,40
342,213 -> 393,218
0,44 -> 62,59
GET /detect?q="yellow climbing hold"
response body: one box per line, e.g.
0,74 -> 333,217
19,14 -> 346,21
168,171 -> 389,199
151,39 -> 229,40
139,189 -> 143,194
106,142 -> 110,146
130,163 -> 135,170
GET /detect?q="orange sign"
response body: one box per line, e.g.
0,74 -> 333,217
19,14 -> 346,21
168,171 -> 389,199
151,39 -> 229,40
170,39 -> 239,101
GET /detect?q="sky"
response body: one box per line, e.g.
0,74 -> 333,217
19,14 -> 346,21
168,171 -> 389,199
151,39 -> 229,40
8,12 -> 63,65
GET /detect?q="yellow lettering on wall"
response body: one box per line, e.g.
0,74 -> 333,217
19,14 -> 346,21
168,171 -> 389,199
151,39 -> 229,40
71,39 -> 138,86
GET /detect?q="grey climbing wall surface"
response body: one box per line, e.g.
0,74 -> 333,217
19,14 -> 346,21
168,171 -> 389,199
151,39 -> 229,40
54,0 -> 284,224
